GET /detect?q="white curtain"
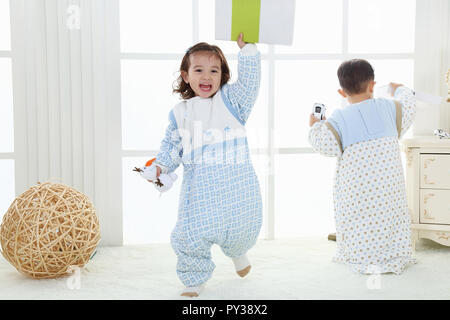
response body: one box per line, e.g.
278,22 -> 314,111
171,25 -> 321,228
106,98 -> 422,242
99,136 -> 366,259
10,0 -> 122,246
414,0 -> 450,134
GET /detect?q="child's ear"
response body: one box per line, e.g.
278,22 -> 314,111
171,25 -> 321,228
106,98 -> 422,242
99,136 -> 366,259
338,89 -> 347,98
368,80 -> 376,93
181,70 -> 189,84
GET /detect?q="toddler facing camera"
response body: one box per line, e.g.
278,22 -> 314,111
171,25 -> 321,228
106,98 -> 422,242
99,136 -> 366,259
149,34 -> 262,297
309,59 -> 417,274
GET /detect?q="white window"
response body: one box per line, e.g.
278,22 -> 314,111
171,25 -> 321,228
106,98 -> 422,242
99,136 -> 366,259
0,0 -> 15,219
120,0 -> 416,244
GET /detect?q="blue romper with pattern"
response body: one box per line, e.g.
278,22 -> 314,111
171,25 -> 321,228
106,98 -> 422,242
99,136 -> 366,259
155,45 -> 262,287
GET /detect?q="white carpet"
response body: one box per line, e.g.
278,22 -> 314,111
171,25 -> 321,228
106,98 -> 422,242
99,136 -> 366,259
1,237 -> 450,300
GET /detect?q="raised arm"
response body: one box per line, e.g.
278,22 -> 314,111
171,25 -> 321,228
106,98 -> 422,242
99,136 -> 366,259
155,110 -> 183,174
222,40 -> 261,125
392,85 -> 416,137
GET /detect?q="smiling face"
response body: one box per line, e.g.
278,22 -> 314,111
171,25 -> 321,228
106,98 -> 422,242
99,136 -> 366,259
181,51 -> 222,99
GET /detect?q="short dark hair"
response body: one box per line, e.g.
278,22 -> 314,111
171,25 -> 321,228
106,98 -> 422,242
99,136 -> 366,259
337,59 -> 374,95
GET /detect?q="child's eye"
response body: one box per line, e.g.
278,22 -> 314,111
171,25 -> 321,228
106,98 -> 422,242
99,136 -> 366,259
211,70 -> 218,73
194,69 -> 202,72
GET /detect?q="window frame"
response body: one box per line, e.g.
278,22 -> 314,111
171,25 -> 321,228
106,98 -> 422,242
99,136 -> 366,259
119,0 -> 417,241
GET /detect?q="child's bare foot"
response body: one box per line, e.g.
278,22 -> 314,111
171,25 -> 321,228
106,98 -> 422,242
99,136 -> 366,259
232,254 -> 251,277
181,286 -> 203,297
181,291 -> 199,297
236,265 -> 251,277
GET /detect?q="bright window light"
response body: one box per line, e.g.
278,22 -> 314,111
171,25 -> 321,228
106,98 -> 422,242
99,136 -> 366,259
274,60 -> 341,148
275,0 -> 343,53
0,160 -> 15,221
122,157 -> 181,244
348,0 -> 416,53
0,0 -> 10,51
121,59 -> 182,150
0,58 -> 14,153
369,59 -> 415,89
120,0 -> 193,53
275,154 -> 336,238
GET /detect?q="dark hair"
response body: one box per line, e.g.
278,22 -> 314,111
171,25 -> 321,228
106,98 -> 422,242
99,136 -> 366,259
337,59 -> 375,95
173,42 -> 231,100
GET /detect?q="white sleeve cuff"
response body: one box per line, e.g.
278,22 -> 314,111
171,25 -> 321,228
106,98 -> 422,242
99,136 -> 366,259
240,43 -> 258,56
312,121 -> 324,128
394,85 -> 412,97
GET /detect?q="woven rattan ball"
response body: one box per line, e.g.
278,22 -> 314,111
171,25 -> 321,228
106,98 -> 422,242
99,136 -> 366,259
0,182 -> 100,279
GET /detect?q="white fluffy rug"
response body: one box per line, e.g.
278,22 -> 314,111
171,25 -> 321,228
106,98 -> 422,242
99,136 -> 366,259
1,237 -> 450,300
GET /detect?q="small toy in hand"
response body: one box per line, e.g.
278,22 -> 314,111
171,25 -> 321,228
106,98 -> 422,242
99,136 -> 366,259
133,158 -> 178,193
313,103 -> 326,120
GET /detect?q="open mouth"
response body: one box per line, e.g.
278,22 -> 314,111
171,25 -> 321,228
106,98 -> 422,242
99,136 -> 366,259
199,84 -> 212,92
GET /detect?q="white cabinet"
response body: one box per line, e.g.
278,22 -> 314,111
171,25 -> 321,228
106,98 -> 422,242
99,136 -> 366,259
401,136 -> 450,248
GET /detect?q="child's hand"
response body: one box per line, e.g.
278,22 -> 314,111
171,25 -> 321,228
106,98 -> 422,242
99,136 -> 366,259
147,166 -> 161,183
237,33 -> 246,49
388,82 -> 404,96
309,113 -> 325,127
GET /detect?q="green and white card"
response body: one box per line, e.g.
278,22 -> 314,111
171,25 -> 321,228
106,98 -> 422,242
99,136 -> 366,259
215,0 -> 296,45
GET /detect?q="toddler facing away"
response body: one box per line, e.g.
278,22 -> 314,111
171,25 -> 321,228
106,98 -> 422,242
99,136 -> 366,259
309,59 -> 417,274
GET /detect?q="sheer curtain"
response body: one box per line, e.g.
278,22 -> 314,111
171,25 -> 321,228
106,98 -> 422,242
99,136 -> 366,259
8,0 -> 123,246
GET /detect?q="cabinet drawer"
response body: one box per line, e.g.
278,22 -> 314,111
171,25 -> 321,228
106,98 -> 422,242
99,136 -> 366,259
420,190 -> 450,224
420,154 -> 450,189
